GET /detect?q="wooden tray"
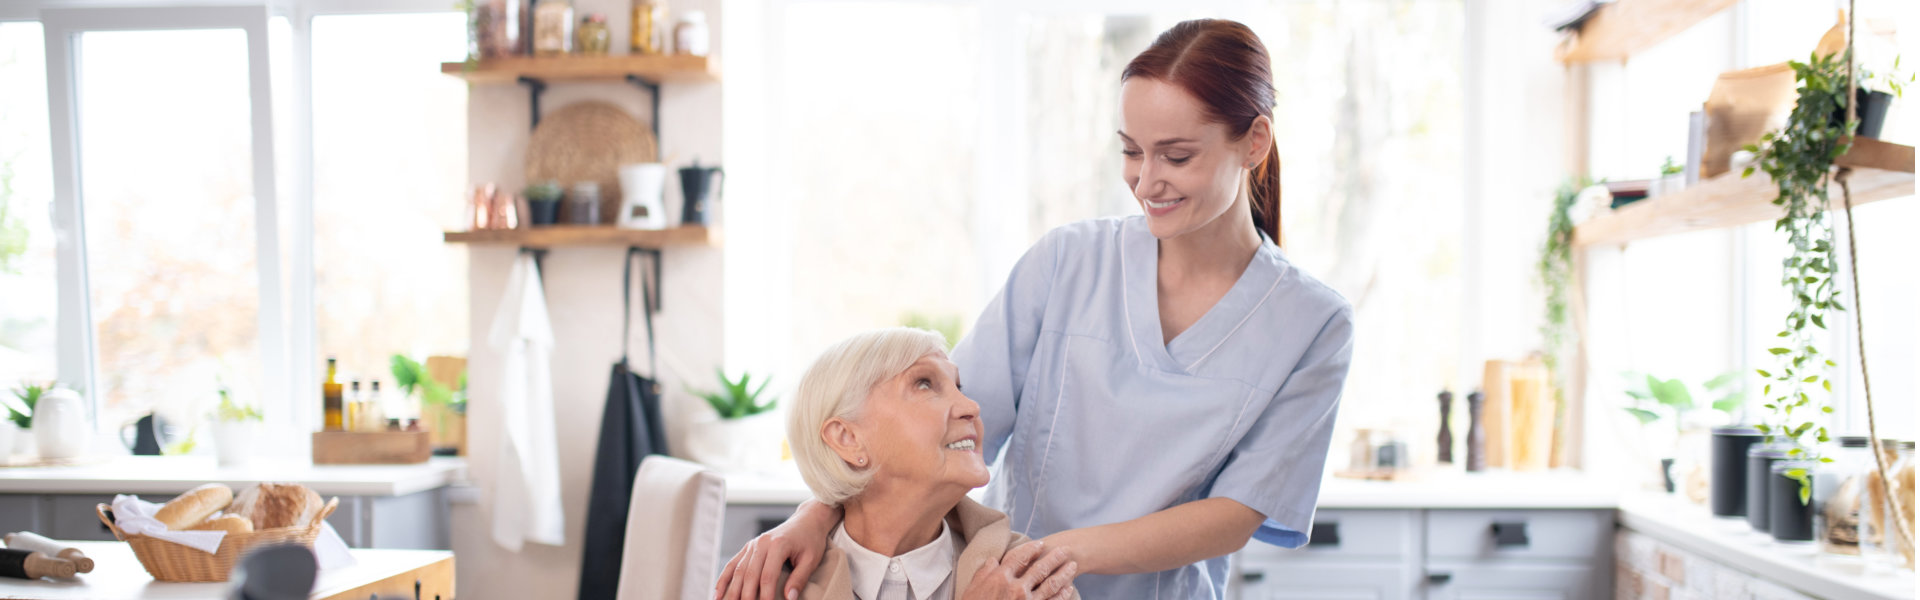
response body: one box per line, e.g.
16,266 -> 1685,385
312,431 -> 432,464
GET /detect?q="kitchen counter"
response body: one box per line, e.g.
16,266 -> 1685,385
0,540 -> 453,599
0,456 -> 467,497
1617,492 -> 1914,600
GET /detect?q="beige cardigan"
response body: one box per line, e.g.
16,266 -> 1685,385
780,498 -> 1079,599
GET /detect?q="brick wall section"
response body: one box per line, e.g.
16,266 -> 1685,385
1615,530 -> 1823,600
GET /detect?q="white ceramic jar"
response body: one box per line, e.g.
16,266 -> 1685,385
33,388 -> 87,460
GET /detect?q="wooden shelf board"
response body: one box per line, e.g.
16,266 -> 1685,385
441,54 -> 719,84
1572,139 -> 1915,248
1556,0 -> 1740,63
443,225 -> 721,248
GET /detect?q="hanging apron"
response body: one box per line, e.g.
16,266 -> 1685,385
578,247 -> 672,600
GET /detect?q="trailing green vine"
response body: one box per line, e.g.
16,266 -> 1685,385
1742,50 -> 1856,496
1538,179 -> 1586,382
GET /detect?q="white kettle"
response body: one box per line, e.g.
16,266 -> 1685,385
34,389 -> 88,460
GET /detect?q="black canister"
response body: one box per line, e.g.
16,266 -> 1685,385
1747,443 -> 1790,532
1710,427 -> 1763,517
1769,460 -> 1818,542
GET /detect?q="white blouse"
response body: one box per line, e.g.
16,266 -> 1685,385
830,520 -> 963,600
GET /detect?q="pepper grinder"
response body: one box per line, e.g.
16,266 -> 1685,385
1466,389 -> 1486,472
1436,390 -> 1454,464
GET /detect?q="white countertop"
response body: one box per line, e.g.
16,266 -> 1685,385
722,467 -> 1620,509
0,540 -> 449,599
1617,492 -> 1915,600
0,456 -> 468,497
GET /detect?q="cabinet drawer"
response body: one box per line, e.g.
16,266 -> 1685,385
1423,561 -> 1601,600
1424,510 -> 1610,560
47,495 -> 122,541
0,496 -> 46,536
1235,562 -> 1413,600
1238,509 -> 1418,560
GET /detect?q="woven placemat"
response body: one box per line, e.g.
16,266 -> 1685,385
525,101 -> 658,224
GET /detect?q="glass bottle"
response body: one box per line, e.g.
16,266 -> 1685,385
1818,436 -> 1874,558
323,358 -> 344,431
630,0 -> 665,54
1873,441 -> 1916,569
348,380 -> 363,432
576,14 -> 610,55
532,0 -> 574,57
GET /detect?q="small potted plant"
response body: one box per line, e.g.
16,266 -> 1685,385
1621,372 -> 1744,498
392,354 -> 467,455
524,180 -> 563,226
4,383 -> 44,459
683,369 -> 780,473
1847,56 -> 1909,139
208,384 -> 262,467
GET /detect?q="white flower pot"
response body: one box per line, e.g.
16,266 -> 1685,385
210,420 -> 260,467
13,426 -> 35,457
0,422 -> 15,460
683,410 -> 784,474
33,389 -> 87,460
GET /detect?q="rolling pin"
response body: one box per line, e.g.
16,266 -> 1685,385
4,532 -> 94,573
0,548 -> 78,579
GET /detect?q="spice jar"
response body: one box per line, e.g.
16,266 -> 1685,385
630,0 -> 665,54
474,0 -> 529,58
532,0 -> 574,56
1818,436 -> 1875,558
673,10 -> 708,56
576,13 -> 610,55
567,181 -> 603,225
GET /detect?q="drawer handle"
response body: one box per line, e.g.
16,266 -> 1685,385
1241,570 -> 1266,584
1490,521 -> 1529,547
1427,572 -> 1452,585
1306,521 -> 1340,547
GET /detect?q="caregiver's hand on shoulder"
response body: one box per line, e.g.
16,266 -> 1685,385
714,502 -> 837,600
963,540 -> 1078,600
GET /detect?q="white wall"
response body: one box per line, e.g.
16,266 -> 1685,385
450,0 -> 725,597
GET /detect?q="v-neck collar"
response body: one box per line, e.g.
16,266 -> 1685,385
1120,216 -> 1286,374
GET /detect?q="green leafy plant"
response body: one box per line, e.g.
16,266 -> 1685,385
5,382 -> 42,428
1859,55 -> 1912,98
1659,156 -> 1683,176
1537,179 -> 1588,394
1620,372 -> 1745,432
524,181 -> 563,203
901,312 -> 964,349
212,385 -> 261,422
692,369 -> 777,420
391,354 -> 467,414
1743,50 -> 1855,497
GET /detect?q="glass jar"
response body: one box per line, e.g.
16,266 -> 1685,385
673,10 -> 708,56
531,0 -> 573,57
1872,440 -> 1915,569
475,0 -> 528,59
567,181 -> 602,225
1818,436 -> 1874,557
630,0 -> 665,54
576,14 -> 610,55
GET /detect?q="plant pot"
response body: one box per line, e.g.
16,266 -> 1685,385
1710,426 -> 1763,517
1830,88 -> 1894,139
528,199 -> 561,226
1747,443 -> 1791,532
682,410 -> 783,473
33,389 -> 87,460
14,426 -> 35,457
210,420 -> 260,467
1769,460 -> 1819,542
0,421 -> 15,460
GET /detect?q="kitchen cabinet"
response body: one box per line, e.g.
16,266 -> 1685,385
1233,509 -> 1611,600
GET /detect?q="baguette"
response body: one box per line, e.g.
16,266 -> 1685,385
187,514 -> 255,535
154,484 -> 234,531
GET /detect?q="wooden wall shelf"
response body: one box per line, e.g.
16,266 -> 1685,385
443,225 -> 721,248
441,54 -> 720,85
1556,0 -> 1739,63
1572,138 -> 1915,247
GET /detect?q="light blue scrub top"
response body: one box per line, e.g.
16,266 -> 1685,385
951,216 -> 1355,599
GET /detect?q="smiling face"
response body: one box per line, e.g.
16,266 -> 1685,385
1119,77 -> 1269,240
826,353 -> 989,499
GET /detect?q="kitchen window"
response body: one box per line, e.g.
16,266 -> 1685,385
0,22 -> 55,388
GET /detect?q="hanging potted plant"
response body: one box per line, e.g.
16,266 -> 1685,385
208,383 -> 262,467
683,369 -> 781,473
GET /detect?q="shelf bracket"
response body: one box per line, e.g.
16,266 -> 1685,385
625,74 -> 662,151
517,76 -> 548,130
629,246 -> 663,313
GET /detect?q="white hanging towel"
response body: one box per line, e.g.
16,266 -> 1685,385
488,253 -> 567,551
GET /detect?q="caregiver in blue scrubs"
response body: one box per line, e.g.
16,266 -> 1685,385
718,19 -> 1354,600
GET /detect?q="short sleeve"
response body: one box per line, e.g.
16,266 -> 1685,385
1207,306 -> 1355,548
951,231 -> 1058,466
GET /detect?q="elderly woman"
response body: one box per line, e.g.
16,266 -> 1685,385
753,328 -> 1078,600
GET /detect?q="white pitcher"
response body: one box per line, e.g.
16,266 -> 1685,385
33,389 -> 88,460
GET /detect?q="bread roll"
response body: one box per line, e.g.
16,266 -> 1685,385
233,483 -> 322,530
187,514 -> 255,535
155,484 -> 234,531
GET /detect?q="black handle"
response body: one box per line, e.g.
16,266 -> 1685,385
1427,572 -> 1452,585
1490,521 -> 1529,547
1241,570 -> 1265,584
1307,521 -> 1340,547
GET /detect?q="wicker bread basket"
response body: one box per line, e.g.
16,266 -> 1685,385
94,497 -> 339,582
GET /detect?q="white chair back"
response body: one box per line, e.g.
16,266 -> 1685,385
615,455 -> 727,600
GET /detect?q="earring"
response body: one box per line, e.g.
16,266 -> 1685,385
857,457 -> 866,465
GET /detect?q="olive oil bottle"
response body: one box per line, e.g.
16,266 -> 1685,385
323,357 -> 345,431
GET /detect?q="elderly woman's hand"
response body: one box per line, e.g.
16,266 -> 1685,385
962,540 -> 1078,600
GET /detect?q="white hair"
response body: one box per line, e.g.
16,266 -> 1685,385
789,327 -> 950,506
